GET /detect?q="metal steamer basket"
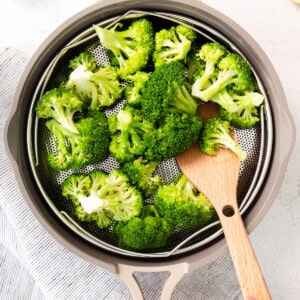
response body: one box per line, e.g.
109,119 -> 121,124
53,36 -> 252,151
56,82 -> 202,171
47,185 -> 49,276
5,0 -> 295,299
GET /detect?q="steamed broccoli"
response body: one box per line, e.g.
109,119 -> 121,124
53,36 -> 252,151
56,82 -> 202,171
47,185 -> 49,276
36,88 -> 83,134
46,111 -> 110,170
192,51 -> 255,103
153,24 -> 197,67
144,113 -> 202,162
199,117 -> 247,161
121,158 -> 162,198
94,18 -> 154,79
191,43 -> 227,92
210,88 -> 239,113
154,173 -> 214,229
68,51 -> 98,72
141,61 -> 198,122
108,106 -> 154,162
65,52 -> 123,110
62,169 -> 143,228
114,205 -> 174,250
218,90 -> 264,128
186,45 -> 206,83
124,71 -> 149,106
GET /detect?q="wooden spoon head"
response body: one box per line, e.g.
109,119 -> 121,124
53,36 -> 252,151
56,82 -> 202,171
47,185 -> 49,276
176,103 -> 240,216
177,105 -> 272,299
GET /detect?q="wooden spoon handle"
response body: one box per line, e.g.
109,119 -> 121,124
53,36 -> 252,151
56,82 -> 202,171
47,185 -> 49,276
219,210 -> 271,300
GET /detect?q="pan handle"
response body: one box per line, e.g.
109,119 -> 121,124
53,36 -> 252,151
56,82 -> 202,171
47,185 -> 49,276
4,111 -> 20,163
116,262 -> 188,300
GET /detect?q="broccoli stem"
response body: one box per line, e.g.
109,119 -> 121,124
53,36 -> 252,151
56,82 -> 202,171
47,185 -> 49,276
118,111 -> 145,152
140,205 -> 159,219
130,120 -> 149,134
55,106 -> 79,134
120,130 -> 131,149
175,174 -> 199,202
184,180 -> 198,200
129,129 -> 143,151
94,25 -> 137,68
170,85 -> 198,115
118,110 -> 132,130
234,92 -> 264,107
78,192 -> 105,214
197,60 -> 216,90
195,69 -> 237,102
175,174 -> 188,190
213,127 -> 247,161
157,37 -> 184,60
98,184 -> 115,199
158,48 -> 180,59
211,89 -> 238,113
47,120 -> 68,152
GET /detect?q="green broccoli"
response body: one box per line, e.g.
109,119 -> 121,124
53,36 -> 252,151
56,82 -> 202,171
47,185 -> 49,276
219,90 -> 264,128
124,71 -> 149,106
46,111 -> 110,170
144,113 -> 202,162
154,173 -> 214,229
108,106 -> 154,162
65,52 -> 123,110
62,169 -> 143,228
36,88 -> 83,134
121,158 -> 162,198
199,117 -> 247,161
191,43 -> 227,92
68,51 -> 98,72
141,61 -> 198,122
153,24 -> 197,67
186,45 -> 206,83
94,18 -> 154,79
192,52 -> 255,103
114,205 -> 174,250
210,88 -> 239,113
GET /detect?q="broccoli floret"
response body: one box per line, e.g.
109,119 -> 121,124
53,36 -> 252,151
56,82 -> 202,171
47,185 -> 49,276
219,90 -> 264,128
114,205 -> 174,250
89,66 -> 123,109
199,117 -> 247,161
46,111 -> 110,170
69,51 -> 98,72
144,113 -> 202,162
121,158 -> 162,197
124,71 -> 149,106
186,45 -> 206,83
94,18 -> 154,79
141,61 -> 198,122
209,88 -> 239,113
65,52 -> 123,110
108,106 -> 154,162
191,43 -> 227,92
36,88 -> 83,134
153,24 -> 197,67
154,174 -> 214,229
192,52 -> 255,102
46,119 -> 74,170
62,169 -> 143,228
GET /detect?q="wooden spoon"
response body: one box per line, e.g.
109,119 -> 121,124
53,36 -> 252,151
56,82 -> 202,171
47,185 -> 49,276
176,103 -> 271,300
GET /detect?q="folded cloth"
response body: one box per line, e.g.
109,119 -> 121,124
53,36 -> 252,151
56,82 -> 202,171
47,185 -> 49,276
0,47 -> 241,300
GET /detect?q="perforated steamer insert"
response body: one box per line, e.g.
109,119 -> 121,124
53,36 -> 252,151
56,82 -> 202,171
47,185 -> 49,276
26,10 -> 273,258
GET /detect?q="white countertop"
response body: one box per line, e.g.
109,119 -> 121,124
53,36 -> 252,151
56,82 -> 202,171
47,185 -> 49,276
0,0 -> 299,299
